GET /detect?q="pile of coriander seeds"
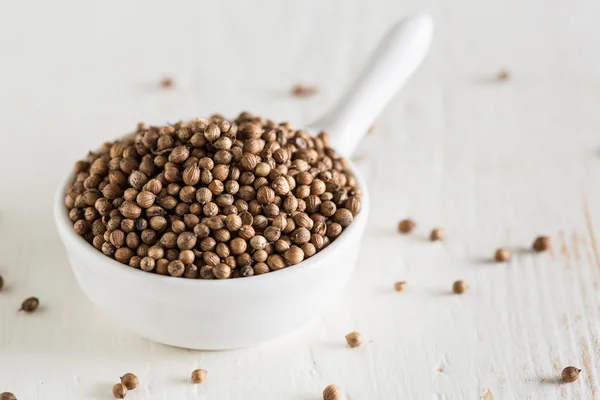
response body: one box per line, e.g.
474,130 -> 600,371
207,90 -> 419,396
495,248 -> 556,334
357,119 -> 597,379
64,112 -> 362,279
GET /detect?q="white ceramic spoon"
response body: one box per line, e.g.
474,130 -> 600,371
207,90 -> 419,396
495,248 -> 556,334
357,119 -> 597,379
54,14 -> 434,350
309,13 -> 433,157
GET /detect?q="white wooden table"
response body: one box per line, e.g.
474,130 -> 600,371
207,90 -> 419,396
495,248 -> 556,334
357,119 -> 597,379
1,0 -> 600,398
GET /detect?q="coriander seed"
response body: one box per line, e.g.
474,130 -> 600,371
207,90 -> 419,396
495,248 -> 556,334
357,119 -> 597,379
65,113 -> 362,279
19,297 -> 39,312
497,69 -> 511,81
254,262 -> 269,275
284,246 -> 304,265
345,331 -> 363,348
140,257 -> 155,272
191,368 -> 207,384
291,84 -> 318,97
533,236 -> 551,252
214,264 -> 231,279
494,248 -> 510,262
168,260 -> 185,277
452,280 -> 468,294
267,255 -> 286,271
0,393 -> 16,400
561,366 -> 581,383
430,227 -> 444,241
0,275 -> 3,292
120,373 -> 139,390
323,384 -> 341,400
398,219 -> 415,234
112,383 -> 127,399
394,281 -> 406,291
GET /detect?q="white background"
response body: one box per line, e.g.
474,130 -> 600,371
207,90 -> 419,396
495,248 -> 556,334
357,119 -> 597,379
1,0 -> 600,399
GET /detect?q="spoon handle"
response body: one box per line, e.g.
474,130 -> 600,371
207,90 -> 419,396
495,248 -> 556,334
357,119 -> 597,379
309,14 -> 434,157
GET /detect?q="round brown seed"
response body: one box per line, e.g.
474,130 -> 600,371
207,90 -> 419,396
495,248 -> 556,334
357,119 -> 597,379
168,260 -> 185,277
561,366 -> 581,383
267,255 -> 286,271
19,297 -> 39,312
112,383 -> 127,399
494,248 -> 510,262
120,373 -> 139,390
533,236 -> 551,252
214,264 -> 231,279
191,368 -> 207,384
452,280 -> 468,294
0,393 -> 17,400
430,227 -> 444,241
345,331 -> 363,348
323,384 -> 341,400
177,232 -> 197,250
284,246 -> 304,265
398,219 -> 415,234
394,281 -> 406,292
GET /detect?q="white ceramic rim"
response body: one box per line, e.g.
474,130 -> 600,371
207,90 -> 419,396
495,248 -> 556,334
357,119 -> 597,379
54,160 -> 370,288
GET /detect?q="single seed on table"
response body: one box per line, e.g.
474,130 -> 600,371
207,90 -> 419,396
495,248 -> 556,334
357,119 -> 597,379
494,248 -> 511,262
0,275 -> 3,291
533,236 -> 551,252
561,366 -> 581,383
497,68 -> 511,81
394,281 -> 406,292
112,383 -> 127,398
120,373 -> 139,390
159,77 -> 173,88
19,297 -> 39,312
191,368 -> 207,384
430,227 -> 444,241
452,280 -> 468,294
323,384 -> 341,400
345,331 -> 363,348
0,393 -> 17,400
291,84 -> 318,97
398,219 -> 415,234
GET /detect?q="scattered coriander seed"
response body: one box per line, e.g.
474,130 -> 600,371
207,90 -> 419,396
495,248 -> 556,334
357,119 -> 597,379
191,368 -> 207,384
291,84 -> 318,97
494,248 -> 511,262
561,366 -> 581,383
112,383 -> 127,399
120,373 -> 138,390
0,393 -> 16,400
497,69 -> 511,81
19,297 -> 39,312
452,280 -> 468,294
398,219 -> 415,234
394,281 -> 406,292
533,236 -> 551,252
430,227 -> 444,241
323,384 -> 341,400
0,275 -> 3,291
345,331 -> 363,348
159,77 -> 173,88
